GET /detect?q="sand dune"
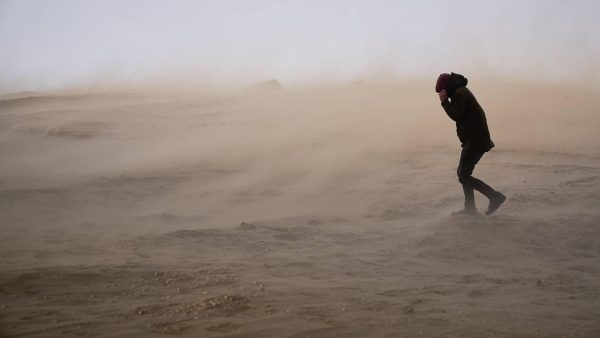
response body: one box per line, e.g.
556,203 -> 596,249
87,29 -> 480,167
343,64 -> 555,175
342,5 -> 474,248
1,82 -> 599,337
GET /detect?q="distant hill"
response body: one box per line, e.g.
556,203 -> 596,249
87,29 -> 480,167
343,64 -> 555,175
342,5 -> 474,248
246,79 -> 285,93
0,91 -> 45,100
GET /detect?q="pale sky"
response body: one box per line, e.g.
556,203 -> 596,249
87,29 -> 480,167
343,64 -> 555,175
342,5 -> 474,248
0,0 -> 599,93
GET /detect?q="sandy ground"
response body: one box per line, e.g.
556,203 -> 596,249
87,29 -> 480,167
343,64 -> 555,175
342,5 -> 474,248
1,82 -> 599,337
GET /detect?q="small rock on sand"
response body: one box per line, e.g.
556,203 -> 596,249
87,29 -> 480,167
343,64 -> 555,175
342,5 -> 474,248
239,222 -> 256,230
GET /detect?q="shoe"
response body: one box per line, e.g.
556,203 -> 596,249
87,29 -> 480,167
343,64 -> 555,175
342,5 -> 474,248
486,192 -> 506,215
452,208 -> 480,216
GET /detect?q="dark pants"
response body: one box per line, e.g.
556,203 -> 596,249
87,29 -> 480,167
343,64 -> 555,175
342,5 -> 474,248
457,149 -> 497,209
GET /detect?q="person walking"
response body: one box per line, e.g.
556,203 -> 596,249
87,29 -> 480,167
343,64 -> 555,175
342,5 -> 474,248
436,73 -> 506,215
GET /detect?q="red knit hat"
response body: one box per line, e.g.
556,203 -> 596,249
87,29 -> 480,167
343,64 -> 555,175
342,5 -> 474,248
435,73 -> 451,93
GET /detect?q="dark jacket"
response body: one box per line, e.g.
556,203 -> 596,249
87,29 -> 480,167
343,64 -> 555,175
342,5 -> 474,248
441,74 -> 494,153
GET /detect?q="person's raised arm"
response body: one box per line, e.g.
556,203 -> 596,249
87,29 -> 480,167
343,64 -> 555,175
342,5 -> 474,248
440,89 -> 466,121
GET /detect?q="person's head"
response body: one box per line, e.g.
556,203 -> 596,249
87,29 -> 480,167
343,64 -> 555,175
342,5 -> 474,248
436,73 -> 468,97
435,73 -> 451,93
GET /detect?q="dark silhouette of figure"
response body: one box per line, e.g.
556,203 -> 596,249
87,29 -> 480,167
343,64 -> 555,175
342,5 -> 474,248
436,73 -> 506,215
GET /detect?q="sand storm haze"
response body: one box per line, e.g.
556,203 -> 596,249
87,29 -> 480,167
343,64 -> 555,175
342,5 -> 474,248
1,1 -> 600,337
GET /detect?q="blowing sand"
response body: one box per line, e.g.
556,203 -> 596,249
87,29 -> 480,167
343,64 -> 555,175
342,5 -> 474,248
1,81 -> 599,337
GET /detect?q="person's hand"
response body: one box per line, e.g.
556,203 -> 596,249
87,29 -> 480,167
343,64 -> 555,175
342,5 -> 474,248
438,90 -> 448,102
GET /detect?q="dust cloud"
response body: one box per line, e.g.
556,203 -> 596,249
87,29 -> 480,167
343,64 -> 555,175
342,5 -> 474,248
1,80 -> 599,336
1,1 -> 600,337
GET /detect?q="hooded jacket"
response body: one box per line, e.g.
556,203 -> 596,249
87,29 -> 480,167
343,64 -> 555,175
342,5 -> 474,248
441,73 -> 494,152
